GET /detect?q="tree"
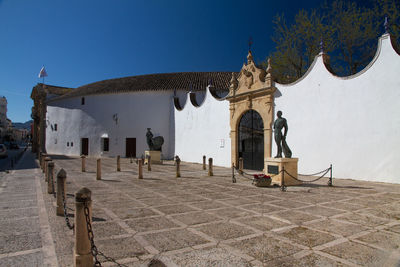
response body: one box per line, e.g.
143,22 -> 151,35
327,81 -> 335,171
267,0 -> 399,82
267,9 -> 334,83
374,0 -> 400,43
327,1 -> 379,75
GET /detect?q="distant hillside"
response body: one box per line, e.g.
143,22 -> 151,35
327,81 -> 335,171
12,120 -> 32,130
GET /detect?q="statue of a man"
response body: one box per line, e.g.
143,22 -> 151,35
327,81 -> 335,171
146,128 -> 154,150
273,111 -> 292,158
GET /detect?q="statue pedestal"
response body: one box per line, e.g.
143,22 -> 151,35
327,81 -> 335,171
145,151 -> 162,164
265,158 -> 301,186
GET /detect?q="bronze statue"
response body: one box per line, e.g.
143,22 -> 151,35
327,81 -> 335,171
273,111 -> 292,158
146,128 -> 164,151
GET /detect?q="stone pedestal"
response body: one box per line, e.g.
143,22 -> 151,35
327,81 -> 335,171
145,151 -> 162,164
265,158 -> 301,186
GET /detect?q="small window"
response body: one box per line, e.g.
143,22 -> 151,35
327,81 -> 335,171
54,124 -> 58,131
102,138 -> 109,152
67,142 -> 69,147
81,97 -> 85,105
71,142 -> 73,147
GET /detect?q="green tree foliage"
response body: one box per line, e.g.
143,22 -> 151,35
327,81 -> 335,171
267,0 -> 399,83
267,10 -> 334,83
375,0 -> 400,41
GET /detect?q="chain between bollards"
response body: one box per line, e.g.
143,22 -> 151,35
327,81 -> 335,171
82,191 -> 128,267
281,167 -> 287,192
62,184 -> 74,230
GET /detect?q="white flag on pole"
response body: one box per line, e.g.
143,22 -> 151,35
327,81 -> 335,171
38,66 -> 48,78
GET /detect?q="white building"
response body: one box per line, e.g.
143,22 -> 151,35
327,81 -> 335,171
31,33 -> 400,184
31,73 -> 232,159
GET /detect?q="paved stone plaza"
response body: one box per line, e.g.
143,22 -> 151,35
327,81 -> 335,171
1,150 -> 400,266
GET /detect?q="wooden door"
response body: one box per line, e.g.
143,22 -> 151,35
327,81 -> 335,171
81,138 -> 89,155
126,138 -> 136,158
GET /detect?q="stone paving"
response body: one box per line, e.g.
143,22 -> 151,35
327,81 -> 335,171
1,150 -> 400,266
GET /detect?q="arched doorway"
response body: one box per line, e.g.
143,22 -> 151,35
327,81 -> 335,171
238,110 -> 264,170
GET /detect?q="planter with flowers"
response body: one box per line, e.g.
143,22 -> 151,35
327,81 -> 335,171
252,174 -> 272,187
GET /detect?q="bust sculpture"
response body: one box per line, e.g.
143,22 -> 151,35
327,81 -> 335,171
146,128 -> 164,151
273,111 -> 292,158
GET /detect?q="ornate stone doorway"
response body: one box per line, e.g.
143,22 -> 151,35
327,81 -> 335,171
226,51 -> 276,169
238,110 -> 264,170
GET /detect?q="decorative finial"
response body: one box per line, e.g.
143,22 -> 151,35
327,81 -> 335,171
247,50 -> 254,64
320,37 -> 324,53
229,72 -> 238,92
266,58 -> 272,74
248,36 -> 253,52
384,16 -> 389,34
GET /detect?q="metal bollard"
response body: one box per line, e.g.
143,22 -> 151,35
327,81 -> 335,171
202,155 -> 206,170
232,163 -> 236,183
328,164 -> 333,186
208,158 -> 213,176
147,155 -> 151,171
176,156 -> 181,178
138,159 -> 143,179
239,157 -> 243,174
74,187 -> 93,267
47,162 -> 55,194
56,169 -> 67,216
96,158 -> 101,180
44,157 -> 52,180
117,155 -> 121,172
81,155 -> 86,172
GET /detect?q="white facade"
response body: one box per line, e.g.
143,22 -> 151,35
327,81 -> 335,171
273,34 -> 400,184
174,34 -> 400,184
174,87 -> 231,167
44,34 -> 399,184
46,91 -> 176,159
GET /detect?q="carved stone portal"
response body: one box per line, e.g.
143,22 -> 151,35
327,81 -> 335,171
226,52 -> 276,169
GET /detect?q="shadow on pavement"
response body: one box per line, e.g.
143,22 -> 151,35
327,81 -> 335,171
13,150 -> 39,170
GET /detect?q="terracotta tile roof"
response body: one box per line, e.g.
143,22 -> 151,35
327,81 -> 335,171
50,72 -> 235,101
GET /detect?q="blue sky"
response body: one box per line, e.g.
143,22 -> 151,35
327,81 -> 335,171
0,0 -> 324,122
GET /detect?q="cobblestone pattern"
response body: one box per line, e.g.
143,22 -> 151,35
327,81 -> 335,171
1,152 -> 400,266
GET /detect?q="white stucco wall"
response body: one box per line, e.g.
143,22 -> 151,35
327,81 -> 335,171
174,86 -> 231,167
46,91 -> 176,159
174,34 -> 399,184
274,34 -> 400,184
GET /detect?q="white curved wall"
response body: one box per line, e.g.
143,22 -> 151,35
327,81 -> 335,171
174,87 -> 231,167
174,34 -> 399,184
46,91 -> 176,159
44,34 -> 400,184
274,34 -> 400,183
